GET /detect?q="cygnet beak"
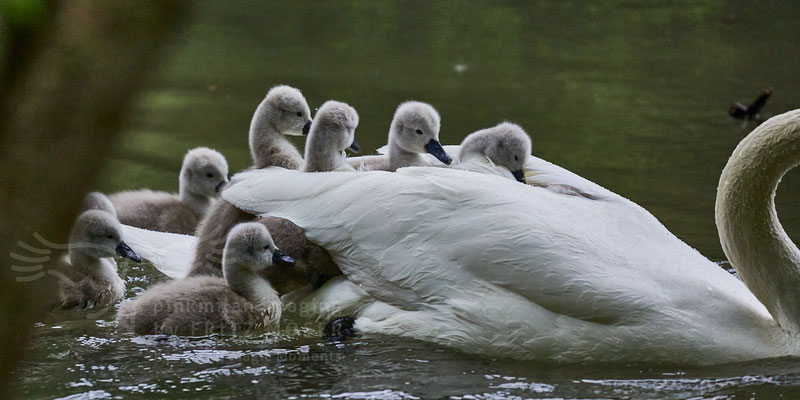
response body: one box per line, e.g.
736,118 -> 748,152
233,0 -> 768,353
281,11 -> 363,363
348,139 -> 361,153
302,120 -> 312,135
272,249 -> 295,266
512,169 -> 526,184
215,180 -> 228,193
115,241 -> 142,263
424,139 -> 452,165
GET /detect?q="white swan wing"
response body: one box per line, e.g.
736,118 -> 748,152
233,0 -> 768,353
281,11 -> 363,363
377,144 -> 609,199
121,224 -> 195,279
224,167 -> 695,322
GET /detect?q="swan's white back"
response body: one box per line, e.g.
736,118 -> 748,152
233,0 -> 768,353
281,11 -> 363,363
222,161 -> 794,364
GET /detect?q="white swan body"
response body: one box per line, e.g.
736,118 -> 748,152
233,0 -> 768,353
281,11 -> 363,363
219,131 -> 800,364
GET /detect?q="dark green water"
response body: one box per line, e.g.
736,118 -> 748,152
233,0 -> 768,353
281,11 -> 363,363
13,1 -> 800,398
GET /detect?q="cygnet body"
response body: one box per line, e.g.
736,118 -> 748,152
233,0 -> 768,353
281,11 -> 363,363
57,208 -> 141,310
110,147 -> 228,234
190,86 -> 340,293
348,101 -> 451,171
457,122 -> 531,183
116,223 -> 293,335
302,100 -> 360,172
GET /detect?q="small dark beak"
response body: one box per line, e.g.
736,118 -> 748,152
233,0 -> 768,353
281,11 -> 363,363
272,249 -> 295,266
348,139 -> 360,153
115,241 -> 142,263
215,180 -> 228,192
424,139 -> 452,165
302,120 -> 312,135
512,169 -> 526,184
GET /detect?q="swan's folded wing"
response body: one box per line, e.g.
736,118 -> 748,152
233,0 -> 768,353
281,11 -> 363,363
381,144 -> 611,200
121,225 -> 196,279
223,167 -> 675,324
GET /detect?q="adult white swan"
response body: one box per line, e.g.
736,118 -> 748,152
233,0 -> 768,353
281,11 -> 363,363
219,110 -> 800,364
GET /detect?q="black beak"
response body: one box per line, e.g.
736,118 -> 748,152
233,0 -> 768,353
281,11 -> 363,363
215,180 -> 228,192
272,249 -> 295,266
348,139 -> 360,153
302,120 -> 312,135
512,169 -> 526,184
424,139 -> 452,165
115,241 -> 142,263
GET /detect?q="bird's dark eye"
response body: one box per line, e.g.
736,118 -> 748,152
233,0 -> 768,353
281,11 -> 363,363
296,112 -> 303,117
206,173 -> 213,178
107,234 -> 114,239
514,155 -> 519,161
264,245 -> 269,250
416,129 -> 423,135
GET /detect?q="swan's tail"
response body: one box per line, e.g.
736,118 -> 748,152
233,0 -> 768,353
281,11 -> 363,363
120,224 -> 196,279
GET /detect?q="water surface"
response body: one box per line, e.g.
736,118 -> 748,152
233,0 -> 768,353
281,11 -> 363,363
13,1 -> 800,398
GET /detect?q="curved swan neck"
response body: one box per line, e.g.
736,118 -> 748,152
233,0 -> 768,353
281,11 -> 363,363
248,101 -> 303,170
716,110 -> 800,332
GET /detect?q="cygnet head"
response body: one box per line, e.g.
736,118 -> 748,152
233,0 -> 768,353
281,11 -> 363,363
179,147 -> 229,198
459,122 -> 531,183
222,223 -> 295,278
303,100 -> 360,172
70,210 -> 141,263
82,192 -> 116,217
253,85 -> 313,137
390,101 -> 451,165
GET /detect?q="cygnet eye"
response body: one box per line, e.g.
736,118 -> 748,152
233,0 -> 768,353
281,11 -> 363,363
296,112 -> 303,117
107,234 -> 114,239
514,155 -> 519,161
264,245 -> 270,250
416,129 -> 423,135
206,172 -> 214,178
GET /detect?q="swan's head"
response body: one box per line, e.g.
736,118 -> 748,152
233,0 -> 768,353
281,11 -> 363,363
82,192 -> 116,218
459,122 -> 531,183
70,210 -> 141,262
390,101 -> 451,165
179,147 -> 230,197
262,85 -> 313,136
222,223 -> 295,276
307,100 -> 360,154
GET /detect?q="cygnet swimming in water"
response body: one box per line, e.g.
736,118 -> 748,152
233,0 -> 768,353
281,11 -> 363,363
190,86 -> 341,293
56,208 -> 141,310
110,147 -> 229,235
348,101 -> 452,171
116,222 -> 293,335
302,100 -> 360,172
456,122 -> 531,183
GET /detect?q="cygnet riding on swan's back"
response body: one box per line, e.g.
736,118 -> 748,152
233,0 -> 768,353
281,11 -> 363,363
302,100 -> 360,172
116,223 -> 294,335
221,110 -> 800,365
455,122 -> 531,183
122,86 -> 341,294
56,204 -> 142,310
348,101 -> 451,171
110,147 -> 228,235
187,85 -> 314,286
